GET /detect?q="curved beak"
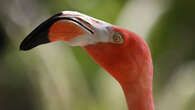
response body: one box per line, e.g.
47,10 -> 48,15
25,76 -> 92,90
20,12 -> 61,51
20,11 -> 107,51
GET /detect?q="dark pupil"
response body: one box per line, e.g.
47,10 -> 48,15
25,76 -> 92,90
114,35 -> 120,42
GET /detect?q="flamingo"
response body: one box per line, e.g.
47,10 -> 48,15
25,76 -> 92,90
20,11 -> 154,110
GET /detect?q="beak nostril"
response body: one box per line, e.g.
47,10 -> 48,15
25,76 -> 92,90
75,17 -> 94,32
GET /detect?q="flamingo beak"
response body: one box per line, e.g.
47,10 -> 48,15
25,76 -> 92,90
20,11 -> 101,51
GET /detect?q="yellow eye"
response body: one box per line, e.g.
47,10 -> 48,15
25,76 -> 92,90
113,32 -> 123,44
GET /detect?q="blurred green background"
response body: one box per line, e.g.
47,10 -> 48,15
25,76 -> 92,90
0,0 -> 195,110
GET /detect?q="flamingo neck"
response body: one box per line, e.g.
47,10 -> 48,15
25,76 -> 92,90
83,45 -> 155,110
121,81 -> 155,110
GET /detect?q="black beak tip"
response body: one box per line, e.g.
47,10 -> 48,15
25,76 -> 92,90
19,40 -> 29,51
19,45 -> 27,51
19,41 -> 32,51
19,35 -> 50,51
19,35 -> 37,51
19,12 -> 63,51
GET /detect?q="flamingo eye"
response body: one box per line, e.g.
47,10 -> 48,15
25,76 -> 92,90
112,32 -> 124,44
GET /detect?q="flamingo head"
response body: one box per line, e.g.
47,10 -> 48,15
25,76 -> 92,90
20,11 -> 124,49
20,11 -> 153,85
